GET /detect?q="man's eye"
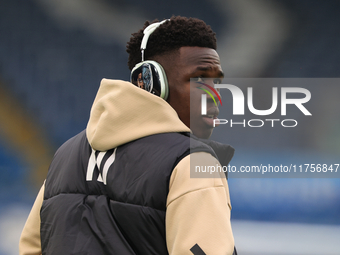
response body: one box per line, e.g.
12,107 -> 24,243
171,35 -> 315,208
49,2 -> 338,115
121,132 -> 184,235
194,77 -> 204,83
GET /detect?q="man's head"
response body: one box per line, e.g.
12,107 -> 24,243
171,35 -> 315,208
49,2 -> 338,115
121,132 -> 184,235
127,16 -> 223,139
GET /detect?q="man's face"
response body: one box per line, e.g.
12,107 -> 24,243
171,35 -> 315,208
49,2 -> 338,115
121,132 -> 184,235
165,46 -> 224,139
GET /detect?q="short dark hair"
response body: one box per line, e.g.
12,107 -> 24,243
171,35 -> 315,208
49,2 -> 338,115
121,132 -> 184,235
126,16 -> 217,70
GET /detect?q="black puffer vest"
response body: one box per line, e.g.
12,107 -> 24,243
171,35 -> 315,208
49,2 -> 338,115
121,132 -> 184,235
41,130 -> 235,255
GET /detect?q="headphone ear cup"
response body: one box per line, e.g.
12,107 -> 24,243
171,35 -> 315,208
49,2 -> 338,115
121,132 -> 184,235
130,60 -> 169,100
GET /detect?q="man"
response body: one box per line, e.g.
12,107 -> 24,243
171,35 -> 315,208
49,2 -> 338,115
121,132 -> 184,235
20,16 -> 236,254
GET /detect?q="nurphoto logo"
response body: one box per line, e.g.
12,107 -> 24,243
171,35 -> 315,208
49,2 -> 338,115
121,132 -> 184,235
199,81 -> 312,128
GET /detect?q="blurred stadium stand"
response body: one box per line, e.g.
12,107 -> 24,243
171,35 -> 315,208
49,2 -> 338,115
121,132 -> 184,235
267,0 -> 340,78
0,0 -> 339,254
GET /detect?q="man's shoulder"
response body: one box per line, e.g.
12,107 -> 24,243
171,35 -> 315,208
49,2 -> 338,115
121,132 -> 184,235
135,132 -> 216,154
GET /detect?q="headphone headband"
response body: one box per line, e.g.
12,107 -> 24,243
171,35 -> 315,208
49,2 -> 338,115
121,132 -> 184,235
140,19 -> 169,61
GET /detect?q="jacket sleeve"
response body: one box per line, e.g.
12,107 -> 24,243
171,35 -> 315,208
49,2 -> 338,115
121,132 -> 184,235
19,182 -> 44,255
166,152 -> 234,255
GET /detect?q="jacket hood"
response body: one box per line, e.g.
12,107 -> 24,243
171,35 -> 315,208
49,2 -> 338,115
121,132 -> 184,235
86,79 -> 190,151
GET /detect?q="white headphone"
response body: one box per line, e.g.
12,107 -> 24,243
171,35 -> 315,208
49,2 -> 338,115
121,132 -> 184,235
130,20 -> 169,100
